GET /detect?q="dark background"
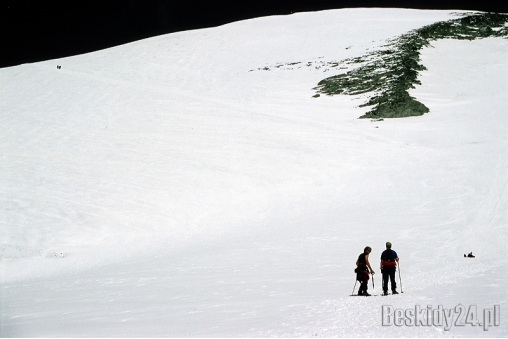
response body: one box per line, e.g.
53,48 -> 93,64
1,0 -> 506,68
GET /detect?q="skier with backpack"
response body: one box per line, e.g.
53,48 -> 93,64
355,246 -> 375,296
380,242 -> 399,295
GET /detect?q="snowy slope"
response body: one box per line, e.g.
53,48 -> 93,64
1,8 -> 507,337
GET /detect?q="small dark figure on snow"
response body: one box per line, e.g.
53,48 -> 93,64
356,246 -> 375,296
464,252 -> 475,258
380,242 -> 399,295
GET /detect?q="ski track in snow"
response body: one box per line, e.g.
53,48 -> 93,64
1,8 -> 507,337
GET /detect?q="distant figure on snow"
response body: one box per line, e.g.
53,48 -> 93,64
356,246 -> 374,296
464,252 -> 475,258
380,242 -> 399,295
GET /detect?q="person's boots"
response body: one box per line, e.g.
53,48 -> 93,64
392,288 -> 399,294
383,288 -> 388,296
364,290 -> 371,296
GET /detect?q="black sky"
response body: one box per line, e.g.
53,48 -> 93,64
1,0 -> 506,68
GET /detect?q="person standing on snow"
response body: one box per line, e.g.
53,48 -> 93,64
356,246 -> 375,296
380,241 -> 399,295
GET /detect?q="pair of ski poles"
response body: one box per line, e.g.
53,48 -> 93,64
350,270 -> 374,296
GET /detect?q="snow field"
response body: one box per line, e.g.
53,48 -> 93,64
1,8 -> 507,337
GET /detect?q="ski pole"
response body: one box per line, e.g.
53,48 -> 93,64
398,262 -> 403,293
372,272 -> 375,289
351,279 -> 358,296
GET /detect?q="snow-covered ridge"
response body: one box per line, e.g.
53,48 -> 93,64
1,8 -> 506,337
257,12 -> 508,119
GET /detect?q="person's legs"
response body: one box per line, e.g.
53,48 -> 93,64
390,269 -> 398,293
358,271 -> 370,296
382,271 -> 389,295
358,281 -> 367,295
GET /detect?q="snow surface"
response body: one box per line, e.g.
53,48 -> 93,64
1,8 -> 507,337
